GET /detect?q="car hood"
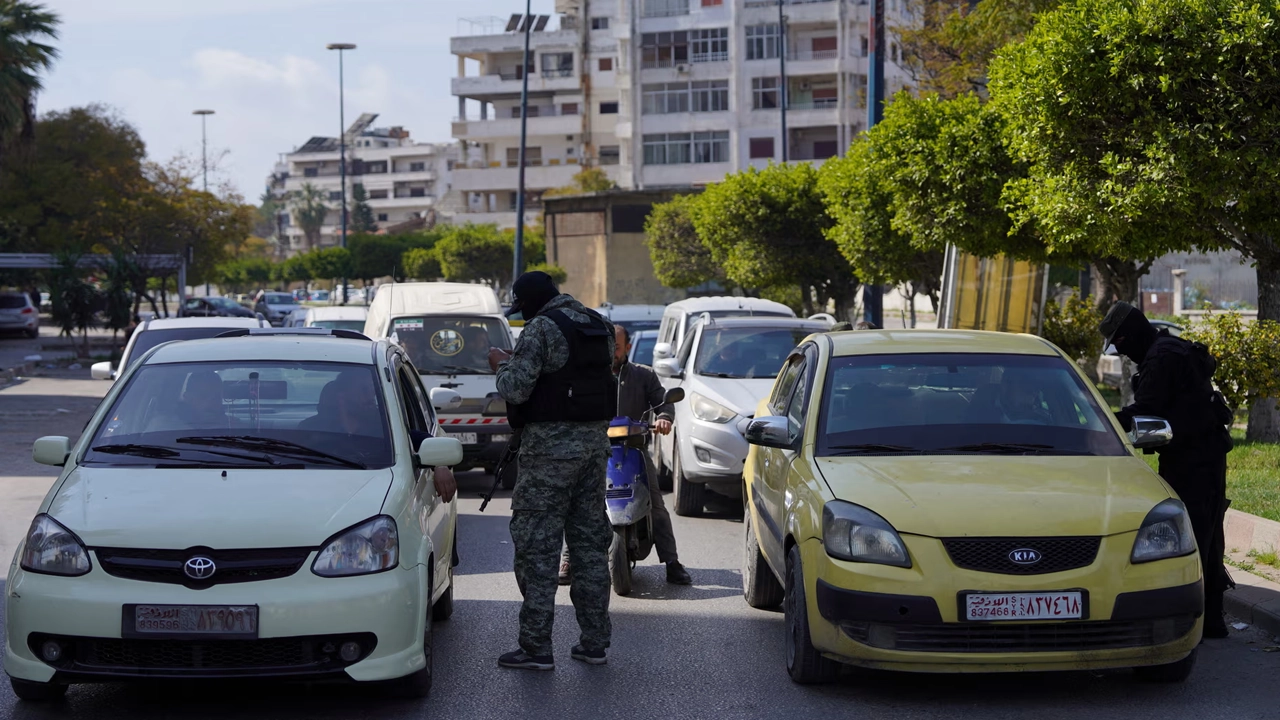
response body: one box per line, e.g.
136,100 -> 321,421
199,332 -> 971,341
47,467 -> 394,549
689,376 -> 776,417
266,304 -> 298,313
814,455 -> 1171,538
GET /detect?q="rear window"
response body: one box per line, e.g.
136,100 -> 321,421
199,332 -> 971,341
311,319 -> 367,332
390,315 -> 512,375
0,294 -> 29,309
265,293 -> 295,305
128,327 -> 250,369
631,333 -> 658,366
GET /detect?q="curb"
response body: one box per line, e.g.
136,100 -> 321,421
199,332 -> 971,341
1225,509 -> 1280,557
1224,571 -> 1280,639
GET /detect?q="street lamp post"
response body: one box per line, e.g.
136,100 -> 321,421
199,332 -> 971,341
778,0 -> 788,162
327,42 -> 357,305
862,0 -> 886,328
192,109 -> 214,192
512,0 -> 533,288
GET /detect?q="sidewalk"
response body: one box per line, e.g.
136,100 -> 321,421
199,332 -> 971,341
1225,570 -> 1280,639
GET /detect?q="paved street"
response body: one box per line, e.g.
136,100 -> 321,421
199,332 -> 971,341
1,374 -> 1279,719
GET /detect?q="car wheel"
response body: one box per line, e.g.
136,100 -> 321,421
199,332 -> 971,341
672,435 -> 704,517
9,677 -> 68,702
785,545 -> 839,684
432,561 -> 454,622
390,571 -> 435,698
743,511 -> 784,609
609,528 -> 632,597
1133,648 -> 1197,683
24,328 -> 38,339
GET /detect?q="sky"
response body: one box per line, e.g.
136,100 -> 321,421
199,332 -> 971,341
39,0 -> 560,202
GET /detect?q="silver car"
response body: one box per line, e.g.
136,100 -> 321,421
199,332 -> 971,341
0,292 -> 39,338
653,316 -> 832,517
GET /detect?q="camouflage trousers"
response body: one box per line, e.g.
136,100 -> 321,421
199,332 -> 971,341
510,449 -> 612,656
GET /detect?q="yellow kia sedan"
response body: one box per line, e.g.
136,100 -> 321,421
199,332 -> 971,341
743,330 -> 1202,684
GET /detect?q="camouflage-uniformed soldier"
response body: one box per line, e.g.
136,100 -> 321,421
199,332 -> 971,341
489,271 -> 617,670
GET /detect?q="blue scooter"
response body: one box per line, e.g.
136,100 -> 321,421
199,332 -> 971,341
605,387 -> 684,596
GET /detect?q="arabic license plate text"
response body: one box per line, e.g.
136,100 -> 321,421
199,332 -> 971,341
134,605 -> 258,636
448,432 -> 478,445
965,592 -> 1083,621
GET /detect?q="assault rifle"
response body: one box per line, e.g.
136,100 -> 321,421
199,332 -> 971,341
479,433 -> 520,512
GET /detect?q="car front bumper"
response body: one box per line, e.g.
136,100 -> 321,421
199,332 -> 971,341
799,533 -> 1203,672
4,555 -> 428,684
680,415 -> 751,484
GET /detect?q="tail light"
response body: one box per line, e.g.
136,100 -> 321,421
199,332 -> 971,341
20,307 -> 34,314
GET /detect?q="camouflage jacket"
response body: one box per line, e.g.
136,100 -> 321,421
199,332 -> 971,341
496,294 -> 615,458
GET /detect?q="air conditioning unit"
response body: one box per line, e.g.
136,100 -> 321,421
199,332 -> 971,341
675,63 -> 690,73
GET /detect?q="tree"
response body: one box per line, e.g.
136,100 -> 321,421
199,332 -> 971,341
435,224 -> 513,290
0,1 -> 59,156
645,193 -> 722,290
351,183 -> 377,233
543,167 -> 617,198
48,253 -> 100,357
988,0 -> 1280,439
402,246 -> 441,281
303,246 -> 351,284
290,183 -> 328,252
526,262 -> 567,285
279,254 -> 312,291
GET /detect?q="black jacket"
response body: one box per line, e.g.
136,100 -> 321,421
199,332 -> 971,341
1118,331 -> 1232,456
617,362 -> 673,424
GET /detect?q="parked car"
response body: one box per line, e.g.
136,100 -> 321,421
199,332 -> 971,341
179,296 -> 256,319
653,297 -> 797,362
91,317 -> 269,381
596,303 -> 666,335
8,328 -> 464,700
629,329 -> 658,366
306,305 -> 369,333
743,329 -> 1202,684
0,291 -> 39,338
253,291 -> 301,326
311,290 -> 331,303
653,315 -> 833,514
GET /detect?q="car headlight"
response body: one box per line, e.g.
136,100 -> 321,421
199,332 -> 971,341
690,392 -> 736,424
1131,499 -> 1197,563
20,514 -> 91,577
312,516 -> 399,577
822,501 -> 911,568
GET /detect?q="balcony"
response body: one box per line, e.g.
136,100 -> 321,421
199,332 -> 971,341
451,29 -> 577,57
453,72 -> 580,99
372,195 -> 437,208
641,0 -> 689,18
452,163 -> 581,193
452,113 -> 581,140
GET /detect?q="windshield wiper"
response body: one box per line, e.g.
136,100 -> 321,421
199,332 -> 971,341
177,436 -> 366,469
935,442 -> 1059,455
701,372 -> 744,379
827,443 -> 918,455
91,444 -> 181,458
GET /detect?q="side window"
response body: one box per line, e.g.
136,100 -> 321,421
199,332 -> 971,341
677,326 -> 698,368
659,314 -> 675,345
784,367 -> 808,442
406,367 -> 438,429
770,354 -> 805,414
395,364 -> 429,433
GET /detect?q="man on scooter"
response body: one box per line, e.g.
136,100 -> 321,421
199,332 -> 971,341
560,325 -> 693,586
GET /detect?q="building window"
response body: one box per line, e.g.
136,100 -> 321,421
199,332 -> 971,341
598,57 -> 614,72
746,24 -> 781,60
690,28 -> 728,63
409,188 -> 427,198
591,16 -> 609,29
813,140 -> 840,159
409,161 -> 426,172
540,52 -> 573,77
506,147 -> 543,167
641,0 -> 688,18
377,213 -> 388,222
561,102 -> 579,115
749,137 -> 775,159
303,167 -> 319,178
860,36 -> 869,57
693,131 -> 730,163
364,161 -> 388,174
642,131 -> 728,165
642,82 -> 690,115
599,101 -> 619,114
691,79 -> 729,112
369,189 -> 389,199
752,77 -> 780,109
600,145 -> 621,165
641,31 -> 688,69
328,191 -> 343,201
701,0 -> 723,5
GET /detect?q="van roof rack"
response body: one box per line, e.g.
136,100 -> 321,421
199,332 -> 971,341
215,327 -> 371,341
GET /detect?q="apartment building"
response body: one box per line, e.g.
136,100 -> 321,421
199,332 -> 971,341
267,114 -> 459,254
449,0 -> 913,227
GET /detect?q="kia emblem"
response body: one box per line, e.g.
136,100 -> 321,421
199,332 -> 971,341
184,556 -> 217,580
1008,548 -> 1042,565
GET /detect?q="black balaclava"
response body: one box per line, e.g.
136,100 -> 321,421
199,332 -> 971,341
507,271 -> 560,321
1107,304 -> 1158,364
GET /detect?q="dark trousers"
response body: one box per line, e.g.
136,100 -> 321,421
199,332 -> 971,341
562,447 -> 680,568
1159,452 -> 1229,622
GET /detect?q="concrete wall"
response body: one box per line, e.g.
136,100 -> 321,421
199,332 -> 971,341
605,231 -> 685,305
1141,250 -> 1258,308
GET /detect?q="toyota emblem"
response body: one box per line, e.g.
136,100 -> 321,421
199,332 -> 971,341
184,556 -> 217,580
1008,548 -> 1042,565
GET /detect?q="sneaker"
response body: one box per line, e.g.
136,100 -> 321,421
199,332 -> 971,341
570,645 -> 607,665
558,560 -> 572,586
666,561 -> 692,585
498,649 -> 554,670
1203,617 -> 1230,639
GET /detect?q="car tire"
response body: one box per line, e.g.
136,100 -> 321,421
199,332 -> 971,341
743,511 -> 784,609
24,328 -> 38,339
1133,648 -> 1197,683
672,436 -> 704,517
390,571 -> 435,698
608,528 -> 632,596
9,677 -> 68,702
785,545 -> 840,684
432,562 -> 454,622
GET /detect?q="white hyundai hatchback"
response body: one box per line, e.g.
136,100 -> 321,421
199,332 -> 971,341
4,328 -> 464,700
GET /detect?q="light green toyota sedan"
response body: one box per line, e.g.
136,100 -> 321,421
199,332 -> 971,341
4,328 -> 464,700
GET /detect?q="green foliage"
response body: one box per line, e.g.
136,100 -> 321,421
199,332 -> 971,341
402,246 -> 440,281
279,254 -> 311,284
351,183 -> 377,234
1183,314 -> 1280,414
525,262 -> 567,285
645,194 -> 720,289
349,231 -> 440,283
435,224 -> 512,289
48,253 -> 100,355
290,183 -> 328,252
1041,296 -> 1103,369
543,167 -> 616,198
101,250 -> 134,332
303,247 -> 352,283
0,0 -> 59,152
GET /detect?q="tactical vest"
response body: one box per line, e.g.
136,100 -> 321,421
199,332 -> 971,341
508,309 -> 617,427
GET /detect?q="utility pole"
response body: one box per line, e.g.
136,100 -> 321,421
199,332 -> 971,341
327,43 -> 357,305
863,0 -> 886,328
778,0 -> 788,161
192,109 -> 215,297
512,0 -> 533,288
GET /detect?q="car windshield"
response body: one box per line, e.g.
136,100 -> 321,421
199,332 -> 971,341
681,309 -> 791,337
207,297 -> 240,309
85,361 -> 392,469
632,334 -> 658,365
816,353 -> 1127,457
265,293 -> 295,305
613,319 -> 661,333
127,327 -> 253,369
391,315 -> 512,375
0,294 -> 28,309
695,326 -> 812,379
312,319 -> 367,332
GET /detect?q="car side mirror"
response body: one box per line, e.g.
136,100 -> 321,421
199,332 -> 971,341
746,416 -> 792,449
33,436 -> 71,466
430,387 -> 463,411
653,342 -> 673,360
91,362 -> 115,381
418,436 -> 464,467
1130,416 -> 1173,449
653,358 -> 682,378
664,387 -> 685,405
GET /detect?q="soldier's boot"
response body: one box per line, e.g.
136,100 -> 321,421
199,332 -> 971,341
498,650 -> 554,671
571,645 -> 607,665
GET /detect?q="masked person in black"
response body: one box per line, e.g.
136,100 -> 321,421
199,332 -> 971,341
1099,302 -> 1235,638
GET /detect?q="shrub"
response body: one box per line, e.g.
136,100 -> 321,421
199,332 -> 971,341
1042,296 -> 1103,371
1183,313 -> 1280,414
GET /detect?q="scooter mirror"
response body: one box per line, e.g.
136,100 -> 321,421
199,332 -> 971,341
664,388 -> 685,405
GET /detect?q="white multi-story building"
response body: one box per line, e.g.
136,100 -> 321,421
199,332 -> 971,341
449,0 -> 913,227
267,114 -> 459,254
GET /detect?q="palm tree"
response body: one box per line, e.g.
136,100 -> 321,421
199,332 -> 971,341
0,1 -> 59,154
290,182 -> 329,252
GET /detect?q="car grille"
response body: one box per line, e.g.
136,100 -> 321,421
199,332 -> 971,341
95,547 -> 312,588
841,616 -> 1197,653
942,537 -> 1101,575
31,633 -> 376,676
606,487 -> 634,499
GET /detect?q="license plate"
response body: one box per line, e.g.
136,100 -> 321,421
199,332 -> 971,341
964,592 -> 1084,621
128,605 -> 259,638
449,432 -> 478,445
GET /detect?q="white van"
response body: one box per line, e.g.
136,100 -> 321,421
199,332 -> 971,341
364,283 -> 515,472
304,305 -> 369,333
653,297 -> 796,361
